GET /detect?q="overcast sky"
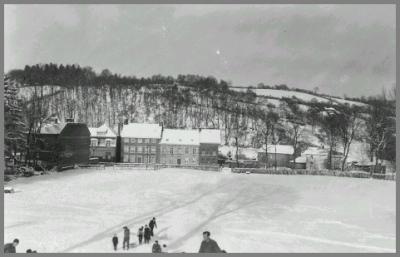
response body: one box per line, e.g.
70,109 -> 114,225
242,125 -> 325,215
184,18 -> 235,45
5,4 -> 395,97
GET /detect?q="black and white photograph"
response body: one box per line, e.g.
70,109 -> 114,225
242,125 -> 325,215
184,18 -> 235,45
3,4 -> 396,253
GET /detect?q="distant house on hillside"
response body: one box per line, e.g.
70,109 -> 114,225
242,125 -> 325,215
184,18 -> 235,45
89,124 -> 117,162
33,120 -> 90,169
120,123 -> 163,163
199,129 -> 221,165
160,129 -> 199,165
257,145 -> 294,168
302,147 -> 342,170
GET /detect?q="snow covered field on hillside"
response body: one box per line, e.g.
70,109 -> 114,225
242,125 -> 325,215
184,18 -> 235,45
4,168 -> 395,253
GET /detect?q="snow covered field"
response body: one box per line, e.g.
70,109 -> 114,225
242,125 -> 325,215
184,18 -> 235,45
4,168 -> 395,253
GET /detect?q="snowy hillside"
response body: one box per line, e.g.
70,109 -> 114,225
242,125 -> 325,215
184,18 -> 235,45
4,168 -> 395,253
230,87 -> 366,107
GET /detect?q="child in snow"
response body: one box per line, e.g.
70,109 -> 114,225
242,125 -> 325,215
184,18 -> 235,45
149,217 -> 157,237
112,233 -> 118,251
122,226 -> 130,250
151,240 -> 162,253
144,225 -> 151,244
4,238 -> 19,253
137,227 -> 144,245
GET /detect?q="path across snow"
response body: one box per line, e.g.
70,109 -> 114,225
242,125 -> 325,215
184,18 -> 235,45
4,168 -> 395,253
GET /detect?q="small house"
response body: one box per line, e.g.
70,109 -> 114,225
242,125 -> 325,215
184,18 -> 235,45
88,124 -> 117,162
199,129 -> 221,165
303,147 -> 342,170
257,145 -> 294,168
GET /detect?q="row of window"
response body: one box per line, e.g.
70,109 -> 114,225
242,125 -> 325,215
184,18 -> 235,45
160,157 -> 198,165
123,154 -> 157,163
123,138 -> 158,144
200,151 -> 217,156
161,147 -> 198,155
123,146 -> 157,154
91,138 -> 116,147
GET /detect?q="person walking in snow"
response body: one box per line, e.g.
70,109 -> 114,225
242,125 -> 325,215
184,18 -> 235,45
122,226 -> 130,250
112,233 -> 118,251
152,240 -> 162,253
144,225 -> 151,244
198,231 -> 222,253
149,217 -> 157,237
137,227 -> 144,245
4,238 -> 19,253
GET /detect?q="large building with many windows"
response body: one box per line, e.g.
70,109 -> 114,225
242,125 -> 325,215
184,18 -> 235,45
120,123 -> 163,163
159,129 -> 200,165
89,124 -> 117,162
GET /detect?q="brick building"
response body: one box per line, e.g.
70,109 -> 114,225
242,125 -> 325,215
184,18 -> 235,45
120,123 -> 163,163
160,129 -> 199,165
88,124 -> 117,162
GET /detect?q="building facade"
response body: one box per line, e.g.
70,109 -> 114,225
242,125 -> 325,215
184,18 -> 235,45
34,121 -> 90,169
160,129 -> 199,165
89,124 -> 117,162
199,129 -> 221,165
120,123 -> 163,163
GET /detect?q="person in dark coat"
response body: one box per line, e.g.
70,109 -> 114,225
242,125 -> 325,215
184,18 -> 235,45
4,238 -> 19,253
149,217 -> 157,237
144,225 -> 151,244
122,226 -> 130,250
198,231 -> 222,253
152,240 -> 162,253
137,227 -> 144,245
26,249 -> 32,253
112,233 -> 118,251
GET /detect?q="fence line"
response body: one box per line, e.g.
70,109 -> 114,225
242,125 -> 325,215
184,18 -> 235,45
231,168 -> 396,180
111,163 -> 221,172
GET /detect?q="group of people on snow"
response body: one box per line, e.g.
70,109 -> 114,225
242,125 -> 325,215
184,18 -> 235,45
112,217 -> 160,252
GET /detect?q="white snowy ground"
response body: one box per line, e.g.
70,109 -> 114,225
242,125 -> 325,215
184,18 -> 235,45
4,168 -> 395,253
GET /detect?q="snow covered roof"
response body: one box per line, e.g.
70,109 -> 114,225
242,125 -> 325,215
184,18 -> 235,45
40,123 -> 67,134
89,124 -> 116,138
258,145 -> 294,155
160,129 -> 200,145
199,129 -> 221,144
121,123 -> 162,139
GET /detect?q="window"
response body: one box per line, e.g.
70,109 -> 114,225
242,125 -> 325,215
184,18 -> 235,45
138,138 -> 142,143
202,151 -> 206,156
212,151 -> 217,156
193,148 -> 197,154
91,139 -> 98,147
99,138 -> 106,146
106,140 -> 111,147
137,146 -> 142,153
170,147 -> 174,155
137,156 -> 142,163
123,138 -> 129,143
144,138 -> 149,144
152,138 -> 157,144
151,146 -> 156,154
110,139 -> 116,147
130,147 -> 135,153
185,147 -> 189,154
177,147 -> 182,154
124,146 -> 129,153
131,138 -> 136,144
130,155 -> 135,162
123,155 -> 129,162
